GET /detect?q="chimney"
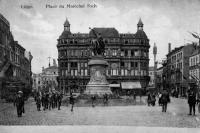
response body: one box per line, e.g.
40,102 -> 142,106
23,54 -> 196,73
168,43 -> 171,53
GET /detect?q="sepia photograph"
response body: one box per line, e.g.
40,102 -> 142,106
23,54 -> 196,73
0,0 -> 200,132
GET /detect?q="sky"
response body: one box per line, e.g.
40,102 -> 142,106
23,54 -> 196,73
0,0 -> 200,73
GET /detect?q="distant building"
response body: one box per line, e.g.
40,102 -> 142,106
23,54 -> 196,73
156,66 -> 164,91
166,43 -> 196,97
0,13 -> 33,100
148,66 -> 154,88
32,73 -> 42,92
57,18 -> 150,94
32,59 -> 58,93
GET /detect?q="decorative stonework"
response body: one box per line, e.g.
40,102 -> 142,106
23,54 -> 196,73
85,56 -> 112,96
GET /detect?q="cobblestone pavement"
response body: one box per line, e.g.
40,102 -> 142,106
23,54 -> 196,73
0,97 -> 200,127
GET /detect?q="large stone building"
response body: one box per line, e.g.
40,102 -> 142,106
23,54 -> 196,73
189,46 -> 200,93
32,59 -> 58,93
0,13 -> 33,101
166,43 -> 196,97
57,18 -> 150,94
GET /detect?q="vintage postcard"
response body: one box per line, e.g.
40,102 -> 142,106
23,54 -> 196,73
0,0 -> 200,132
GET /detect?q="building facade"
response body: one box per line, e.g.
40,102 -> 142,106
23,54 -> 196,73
166,43 -> 196,97
189,47 -> 200,93
0,13 -> 33,101
57,18 -> 150,94
32,59 -> 58,93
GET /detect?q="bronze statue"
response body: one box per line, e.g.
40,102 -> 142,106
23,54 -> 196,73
90,28 -> 105,56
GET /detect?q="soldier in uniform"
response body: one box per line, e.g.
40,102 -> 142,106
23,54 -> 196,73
14,91 -> 25,117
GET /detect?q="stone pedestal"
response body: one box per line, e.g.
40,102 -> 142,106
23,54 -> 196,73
85,56 -> 112,96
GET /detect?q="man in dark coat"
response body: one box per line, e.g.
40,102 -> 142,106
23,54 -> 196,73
14,91 -> 25,117
36,95 -> 41,111
69,93 -> 75,112
57,93 -> 63,110
160,89 -> 170,112
188,90 -> 196,115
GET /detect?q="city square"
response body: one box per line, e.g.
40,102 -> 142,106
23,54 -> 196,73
0,96 -> 200,127
1,0 -> 200,132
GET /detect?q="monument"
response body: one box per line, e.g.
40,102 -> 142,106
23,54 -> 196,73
84,28 -> 112,96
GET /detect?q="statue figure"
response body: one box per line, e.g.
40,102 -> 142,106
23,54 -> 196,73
90,28 -> 105,56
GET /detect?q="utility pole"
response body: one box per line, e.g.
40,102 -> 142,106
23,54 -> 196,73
153,43 -> 157,92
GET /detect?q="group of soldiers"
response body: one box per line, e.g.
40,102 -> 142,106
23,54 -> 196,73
34,91 -> 63,111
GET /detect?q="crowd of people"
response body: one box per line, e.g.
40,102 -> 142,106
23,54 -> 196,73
13,88 -> 200,117
147,89 -> 170,112
34,91 -> 63,111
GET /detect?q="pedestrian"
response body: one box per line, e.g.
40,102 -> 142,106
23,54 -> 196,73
14,91 -> 25,117
91,95 -> 96,107
103,93 -> 108,106
160,89 -> 170,112
36,94 -> 41,111
158,92 -> 162,106
57,92 -> 63,110
188,90 -> 196,116
151,93 -> 156,106
69,93 -> 75,112
43,93 -> 49,111
147,91 -> 151,106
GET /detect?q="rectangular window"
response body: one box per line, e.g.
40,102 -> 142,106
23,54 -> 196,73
71,70 -> 73,76
81,69 -> 84,76
121,62 -> 124,67
131,50 -> 134,56
75,70 -> 78,76
125,69 -> 128,76
125,50 -> 128,56
121,69 -> 124,76
65,70 -> 68,76
113,69 -> 116,76
121,50 -> 124,56
131,70 -> 134,76
85,63 -> 87,68
135,70 -> 138,76
85,69 -> 88,76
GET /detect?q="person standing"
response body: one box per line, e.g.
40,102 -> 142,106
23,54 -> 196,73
69,93 -> 75,112
36,95 -> 41,111
188,90 -> 196,115
91,95 -> 96,107
57,92 -> 63,110
14,91 -> 25,117
103,93 -> 108,106
160,89 -> 170,112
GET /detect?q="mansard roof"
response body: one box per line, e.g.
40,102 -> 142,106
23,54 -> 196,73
89,28 -> 120,38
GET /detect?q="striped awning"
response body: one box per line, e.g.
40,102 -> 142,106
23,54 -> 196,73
121,82 -> 142,89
